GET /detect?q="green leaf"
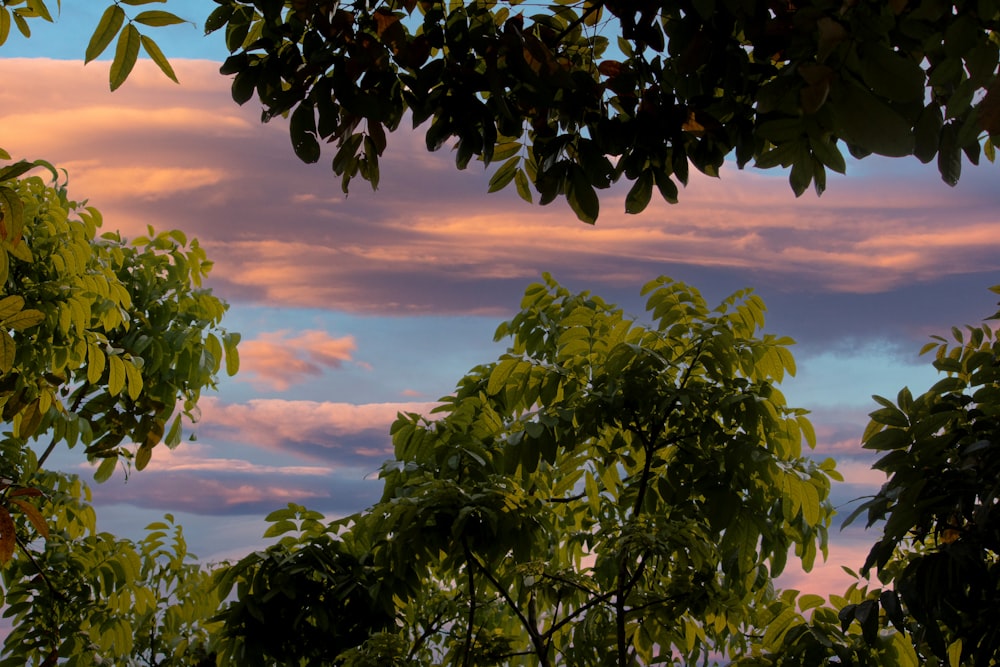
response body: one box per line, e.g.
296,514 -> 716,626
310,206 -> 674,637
488,156 -> 519,193
135,444 -> 152,470
110,23 -> 141,91
514,168 -> 532,203
938,122 -> 962,186
140,35 -> 178,83
625,171 -> 652,214
133,10 -> 186,27
809,135 -> 846,173
762,607 -> 798,650
11,11 -> 29,38
164,414 -> 182,447
94,456 -> 117,483
0,160 -> 34,183
85,4 -> 125,63
567,166 -> 598,224
832,81 -> 915,157
789,147 -> 812,197
204,4 -> 235,34
224,332 -> 240,376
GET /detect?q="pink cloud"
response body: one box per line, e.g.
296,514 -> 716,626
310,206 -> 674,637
776,537 -> 875,599
198,397 -> 439,456
119,442 -> 336,476
238,330 -> 359,390
3,58 -> 998,316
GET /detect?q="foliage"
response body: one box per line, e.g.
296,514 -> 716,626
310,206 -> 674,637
0,157 -> 237,662
0,154 -> 239,484
214,275 -> 838,666
205,0 -> 1000,222
841,288 -> 1000,665
0,469 -> 221,667
0,0 -> 190,90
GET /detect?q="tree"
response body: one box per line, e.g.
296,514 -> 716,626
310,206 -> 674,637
0,154 -> 238,662
202,0 -> 1000,222
213,275 -> 839,666
839,289 -> 1000,666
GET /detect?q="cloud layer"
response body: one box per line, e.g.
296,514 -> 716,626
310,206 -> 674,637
4,59 -> 999,323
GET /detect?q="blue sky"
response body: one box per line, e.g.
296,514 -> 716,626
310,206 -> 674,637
2,2 -> 1000,596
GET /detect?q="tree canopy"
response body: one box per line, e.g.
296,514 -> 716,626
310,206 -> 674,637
6,0 -> 997,222
213,275 -> 840,666
202,0 -> 1000,221
0,153 -> 237,663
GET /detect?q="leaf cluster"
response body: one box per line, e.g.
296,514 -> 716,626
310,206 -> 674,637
841,299 -> 1000,665
205,0 -> 1000,221
1,470 -> 221,666
0,0 -> 190,90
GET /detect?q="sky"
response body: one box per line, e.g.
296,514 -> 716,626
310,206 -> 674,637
2,1 -> 1000,604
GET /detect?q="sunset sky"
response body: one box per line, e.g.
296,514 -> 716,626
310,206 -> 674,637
3,1 -> 1000,600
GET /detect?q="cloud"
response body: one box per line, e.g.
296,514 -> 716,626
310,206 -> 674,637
4,58 -> 999,324
238,330 -> 359,390
197,397 -> 439,464
83,442 -> 384,516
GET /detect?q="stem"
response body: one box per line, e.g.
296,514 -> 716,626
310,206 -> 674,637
37,382 -> 90,469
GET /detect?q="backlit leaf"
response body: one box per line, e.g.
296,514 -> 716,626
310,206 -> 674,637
9,498 -> 49,538
108,355 -> 126,396
140,34 -> 178,83
133,10 -> 186,26
110,24 -> 141,91
85,4 -> 125,63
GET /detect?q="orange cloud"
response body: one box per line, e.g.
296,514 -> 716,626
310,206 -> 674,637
238,330 -> 359,390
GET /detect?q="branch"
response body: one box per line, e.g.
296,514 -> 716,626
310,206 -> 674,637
553,0 -> 606,42
461,539 -> 476,667
545,492 -> 586,503
14,532 -> 69,603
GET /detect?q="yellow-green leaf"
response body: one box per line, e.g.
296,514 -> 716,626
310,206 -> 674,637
26,0 -> 54,22
86,4 -> 125,63
2,308 -> 44,330
94,456 -> 117,483
110,23 -> 141,91
0,186 -> 24,243
108,355 -> 126,396
87,343 -> 106,385
124,360 -> 143,400
0,9 -> 11,46
223,332 -> 240,376
139,34 -> 177,83
133,9 -> 186,26
0,330 -> 14,373
0,295 -> 24,321
135,444 -> 152,470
